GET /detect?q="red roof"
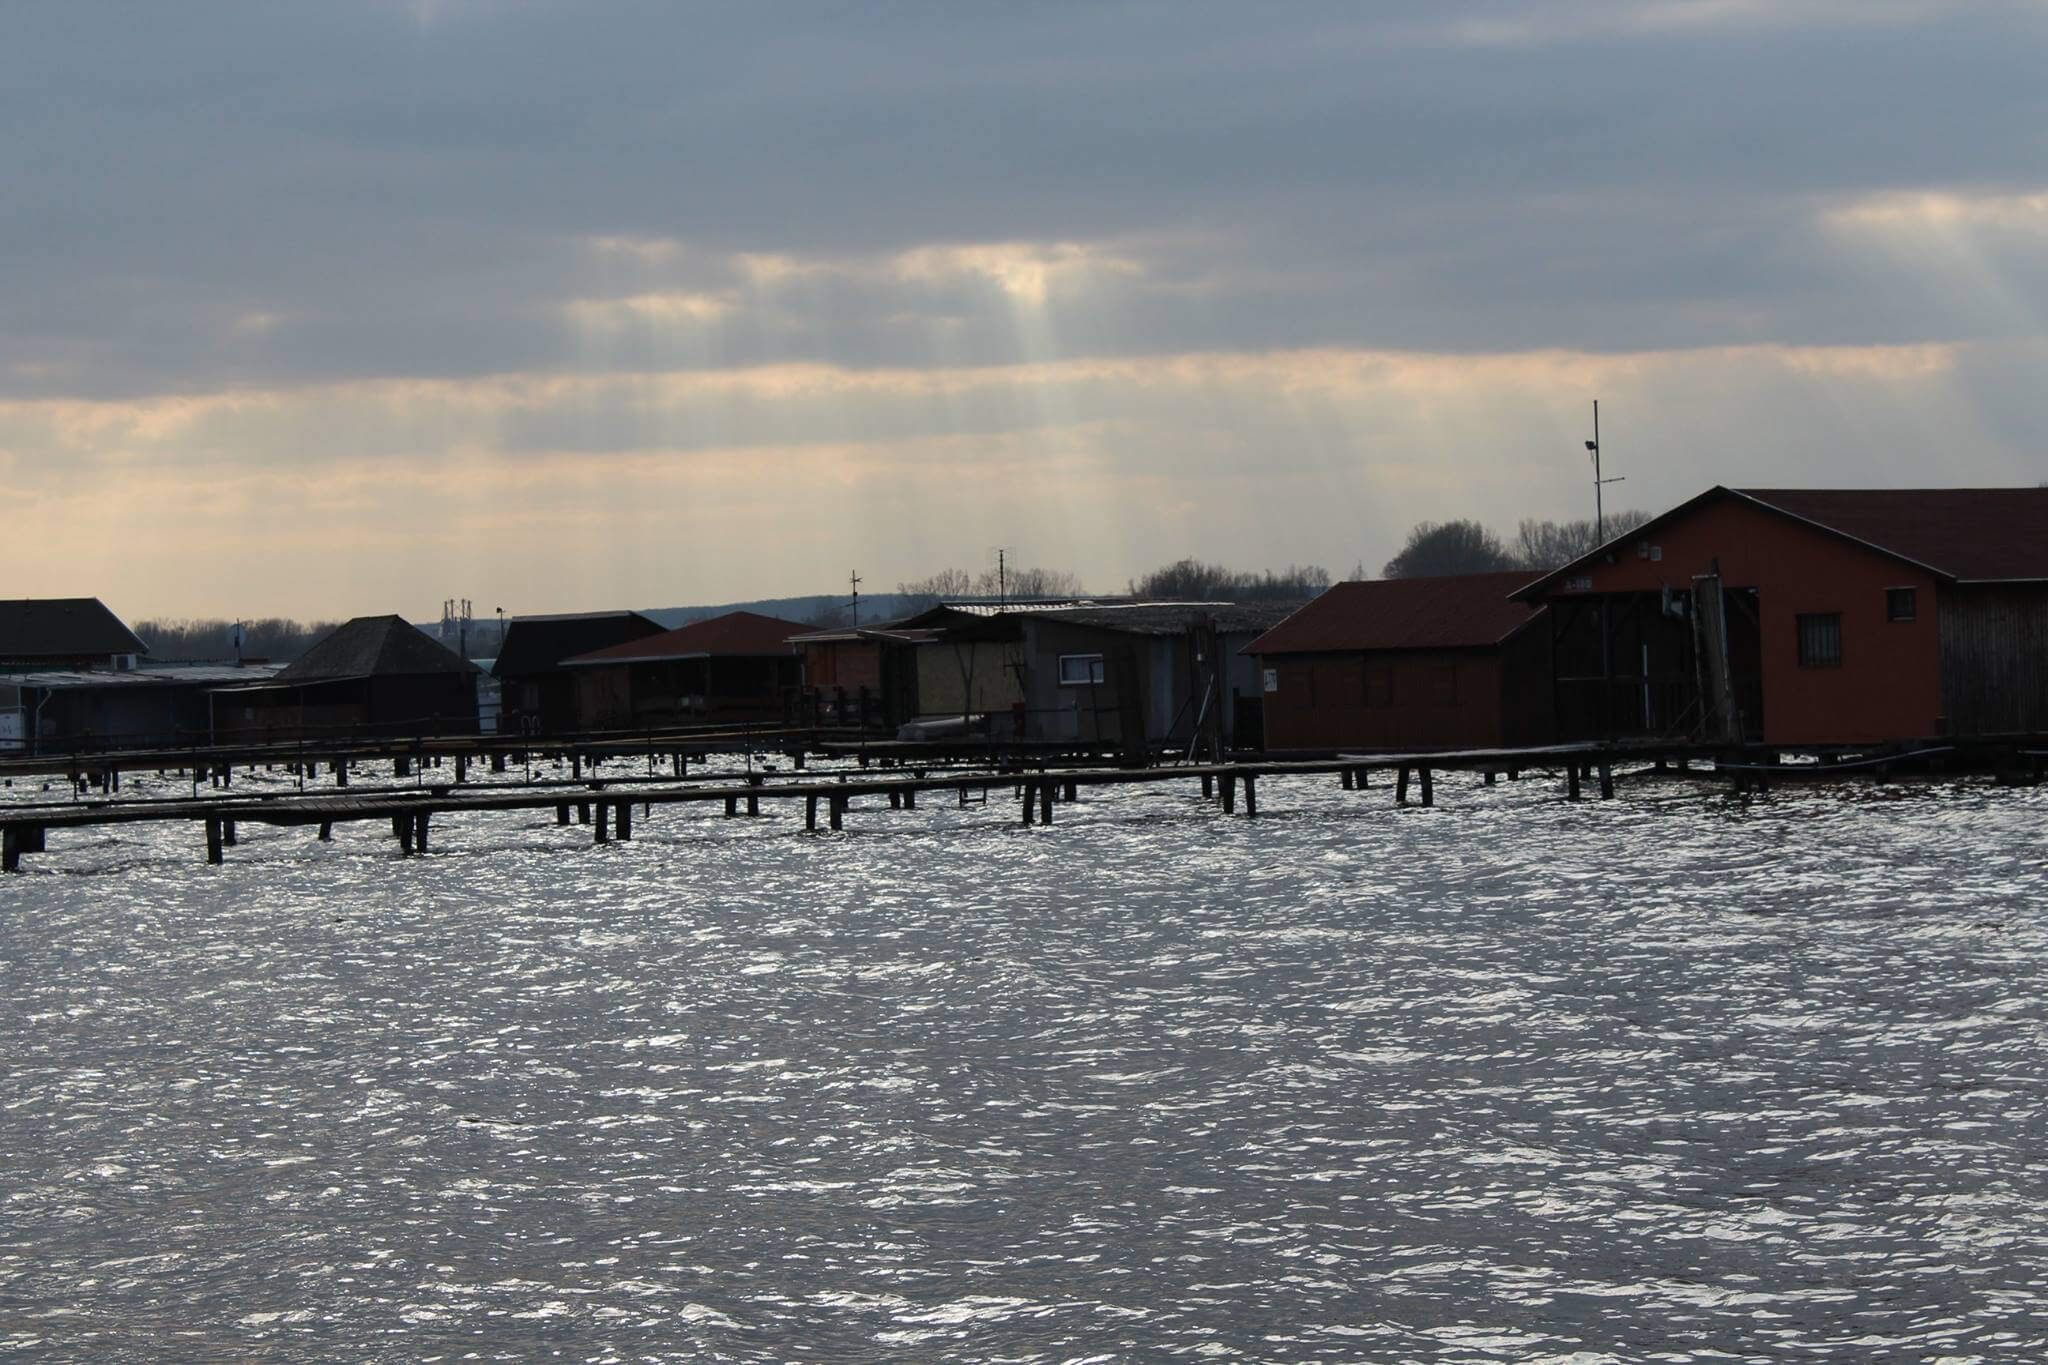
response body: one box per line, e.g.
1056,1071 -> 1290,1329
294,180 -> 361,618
1736,487 -> 2048,581
562,610 -> 811,665
1246,573 -> 1541,655
1516,486 -> 2048,600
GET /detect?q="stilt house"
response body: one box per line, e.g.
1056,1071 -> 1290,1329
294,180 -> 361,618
1512,486 -> 2048,745
1246,573 -> 1553,752
562,610 -> 808,729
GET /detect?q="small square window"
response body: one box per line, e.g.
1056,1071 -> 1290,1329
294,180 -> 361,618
1797,613 -> 1842,668
1886,587 -> 1917,622
1057,653 -> 1105,686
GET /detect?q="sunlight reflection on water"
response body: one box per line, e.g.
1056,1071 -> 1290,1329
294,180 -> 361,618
3,762 -> 2046,1359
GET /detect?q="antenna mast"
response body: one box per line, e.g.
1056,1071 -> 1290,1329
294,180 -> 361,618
849,570 -> 862,627
1586,399 -> 1625,541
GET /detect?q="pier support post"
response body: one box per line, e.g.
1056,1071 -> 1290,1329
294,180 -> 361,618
1242,773 -> 1258,819
830,794 -> 845,831
221,820 -> 238,847
454,756 -> 468,784
577,802 -> 591,825
1396,765 -> 1411,805
1598,762 -> 1614,800
1202,774 -> 1214,799
414,812 -> 430,853
318,821 -> 332,842
1567,764 -> 1582,801
1341,769 -> 1354,790
555,804 -> 569,825
889,789 -> 902,810
903,786 -> 916,810
395,756 -> 410,777
724,795 -> 738,818
1419,767 -> 1434,807
1221,774 -> 1236,813
1484,770 -> 1496,787
205,817 -> 224,865
572,752 -> 582,780
335,761 -> 349,788
395,815 -> 414,856
2,826 -> 20,873
747,793 -> 759,817
806,795 -> 819,831
1020,781 -> 1036,826
616,803 -> 631,841
594,804 -> 610,843
1038,781 -> 1054,825
1063,779 -> 1077,802
491,753 -> 506,774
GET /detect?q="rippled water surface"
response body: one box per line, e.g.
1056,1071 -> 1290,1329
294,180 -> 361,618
3,761 -> 2046,1361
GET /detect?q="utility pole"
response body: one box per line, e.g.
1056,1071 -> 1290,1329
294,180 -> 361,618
1585,399 -> 1625,542
998,549 -> 1006,607
849,570 -> 862,627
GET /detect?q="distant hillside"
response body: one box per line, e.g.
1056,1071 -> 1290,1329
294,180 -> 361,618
638,594 -> 924,630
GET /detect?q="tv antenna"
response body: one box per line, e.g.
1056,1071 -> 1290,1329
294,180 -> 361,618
848,570 -> 862,627
1585,399 -> 1625,542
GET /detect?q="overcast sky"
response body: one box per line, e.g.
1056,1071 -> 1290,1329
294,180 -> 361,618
6,0 -> 2047,620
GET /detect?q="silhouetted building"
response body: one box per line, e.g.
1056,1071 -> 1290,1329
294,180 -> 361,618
0,597 -> 146,672
492,611 -> 664,734
213,615 -> 479,742
562,610 -> 809,729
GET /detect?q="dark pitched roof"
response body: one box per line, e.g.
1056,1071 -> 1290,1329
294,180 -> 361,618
492,611 -> 664,678
562,610 -> 812,665
0,597 -> 147,661
1516,485 -> 2048,598
1246,574 -> 1541,655
1736,487 -> 2048,581
274,615 -> 478,683
1017,601 -> 1302,636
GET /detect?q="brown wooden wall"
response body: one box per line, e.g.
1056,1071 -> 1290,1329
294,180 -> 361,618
1261,647 -> 1514,751
1940,584 -> 2048,735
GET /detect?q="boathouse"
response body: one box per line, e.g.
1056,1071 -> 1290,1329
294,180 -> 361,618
1246,574 -> 1553,752
1512,486 -> 2048,745
561,610 -> 808,729
213,615 -> 479,743
788,623 -> 936,731
1002,602 -> 1293,754
0,597 -> 147,672
492,610 -> 664,735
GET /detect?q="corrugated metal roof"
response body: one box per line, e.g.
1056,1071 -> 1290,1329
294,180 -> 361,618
1019,601 -> 1302,636
562,610 -> 812,665
275,616 -> 478,684
1246,574 -> 1540,655
493,611 -> 664,677
0,598 -> 147,661
7,663 -> 284,690
1736,487 -> 2048,581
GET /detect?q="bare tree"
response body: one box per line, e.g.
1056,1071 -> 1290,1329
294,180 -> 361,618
1128,559 -> 1330,601
1381,521 -> 1516,578
897,564 -> 1085,606
1513,510 -> 1652,570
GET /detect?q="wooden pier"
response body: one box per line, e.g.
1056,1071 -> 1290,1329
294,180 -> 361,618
4,739 -> 2031,873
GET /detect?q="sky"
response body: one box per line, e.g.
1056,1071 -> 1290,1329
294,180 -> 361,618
5,0 -> 2048,620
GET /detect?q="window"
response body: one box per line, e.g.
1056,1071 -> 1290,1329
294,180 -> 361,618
1797,613 -> 1842,668
1886,587 -> 1917,623
1057,653 -> 1105,686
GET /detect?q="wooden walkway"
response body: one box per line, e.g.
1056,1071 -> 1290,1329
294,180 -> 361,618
1,740 -> 2028,872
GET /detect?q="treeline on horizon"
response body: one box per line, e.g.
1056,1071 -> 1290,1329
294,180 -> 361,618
135,515 -> 1649,657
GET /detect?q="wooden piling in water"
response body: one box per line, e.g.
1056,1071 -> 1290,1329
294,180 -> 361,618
830,793 -> 845,830
1419,767 -> 1434,807
1242,773 -> 1258,818
555,804 -> 570,825
1598,762 -> 1614,800
1038,781 -> 1054,825
1567,764 -> 1582,801
616,803 -> 631,841
1396,765 -> 1411,805
205,816 -> 223,864
594,805 -> 609,843
221,820 -> 237,847
806,794 -> 819,830
413,812 -> 430,852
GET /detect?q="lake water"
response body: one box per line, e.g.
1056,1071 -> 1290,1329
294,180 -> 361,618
3,762 -> 2046,1361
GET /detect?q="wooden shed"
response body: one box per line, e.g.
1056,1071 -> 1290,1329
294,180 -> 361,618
1246,574 -> 1553,753
492,611 -> 664,736
561,610 -> 808,730
1513,486 -> 2048,746
213,615 -> 479,744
